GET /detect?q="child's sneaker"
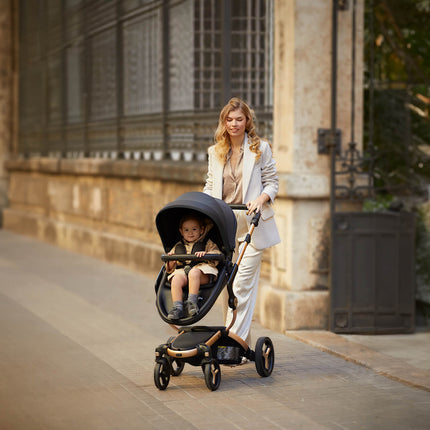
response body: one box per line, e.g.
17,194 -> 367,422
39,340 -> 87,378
185,300 -> 199,317
167,306 -> 184,320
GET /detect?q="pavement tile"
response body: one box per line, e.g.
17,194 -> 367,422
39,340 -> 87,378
1,230 -> 430,430
286,330 -> 430,392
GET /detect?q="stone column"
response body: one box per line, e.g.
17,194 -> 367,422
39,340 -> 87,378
258,0 -> 364,330
0,0 -> 17,226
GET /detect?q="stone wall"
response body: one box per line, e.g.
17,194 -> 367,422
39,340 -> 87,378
0,0 -> 17,226
3,158 -> 210,275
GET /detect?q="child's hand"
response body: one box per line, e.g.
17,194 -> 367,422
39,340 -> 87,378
166,250 -> 177,272
195,251 -> 207,258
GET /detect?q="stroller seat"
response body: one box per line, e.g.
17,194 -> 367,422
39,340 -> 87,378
154,192 -> 236,326
163,273 -> 217,291
155,260 -> 231,325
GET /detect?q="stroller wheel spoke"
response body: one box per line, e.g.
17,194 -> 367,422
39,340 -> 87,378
263,346 -> 272,369
212,367 -> 220,385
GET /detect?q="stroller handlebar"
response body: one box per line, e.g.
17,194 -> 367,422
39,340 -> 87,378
229,204 -> 248,210
161,253 -> 225,263
229,204 -> 261,226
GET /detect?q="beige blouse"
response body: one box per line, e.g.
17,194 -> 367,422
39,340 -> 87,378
222,145 -> 244,204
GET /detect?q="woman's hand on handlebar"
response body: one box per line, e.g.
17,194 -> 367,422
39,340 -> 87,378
246,193 -> 270,215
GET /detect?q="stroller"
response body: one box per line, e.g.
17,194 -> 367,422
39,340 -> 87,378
154,191 -> 275,391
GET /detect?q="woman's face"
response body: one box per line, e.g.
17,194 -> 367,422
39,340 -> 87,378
225,108 -> 247,141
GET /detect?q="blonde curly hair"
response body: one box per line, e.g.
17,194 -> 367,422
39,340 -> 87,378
213,97 -> 262,163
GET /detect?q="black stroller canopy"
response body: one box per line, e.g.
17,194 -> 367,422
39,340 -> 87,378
156,192 -> 237,256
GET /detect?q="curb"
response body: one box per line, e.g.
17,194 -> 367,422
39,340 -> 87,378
285,330 -> 430,393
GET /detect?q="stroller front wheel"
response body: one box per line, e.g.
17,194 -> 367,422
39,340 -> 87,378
203,361 -> 221,391
154,357 -> 171,390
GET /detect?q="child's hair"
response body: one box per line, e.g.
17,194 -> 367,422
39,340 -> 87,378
179,214 -> 205,229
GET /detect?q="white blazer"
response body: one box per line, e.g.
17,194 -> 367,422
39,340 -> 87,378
203,134 -> 281,250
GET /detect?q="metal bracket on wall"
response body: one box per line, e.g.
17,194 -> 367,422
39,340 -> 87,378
317,128 -> 341,155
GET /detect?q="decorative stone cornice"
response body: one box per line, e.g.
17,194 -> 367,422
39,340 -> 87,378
4,157 -> 207,184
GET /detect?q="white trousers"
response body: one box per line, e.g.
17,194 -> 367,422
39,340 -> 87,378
224,211 -> 263,345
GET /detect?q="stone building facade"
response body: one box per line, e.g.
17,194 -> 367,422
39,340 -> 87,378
0,0 -> 16,226
0,0 -> 364,332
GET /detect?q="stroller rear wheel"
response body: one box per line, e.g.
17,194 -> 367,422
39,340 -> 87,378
255,337 -> 275,377
203,361 -> 221,391
154,357 -> 171,390
170,358 -> 185,376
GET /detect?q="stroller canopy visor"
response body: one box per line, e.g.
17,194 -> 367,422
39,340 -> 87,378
156,192 -> 237,255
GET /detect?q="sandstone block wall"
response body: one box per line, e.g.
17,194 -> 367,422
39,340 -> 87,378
4,158 -> 273,278
0,0 -> 17,226
4,158 -> 207,276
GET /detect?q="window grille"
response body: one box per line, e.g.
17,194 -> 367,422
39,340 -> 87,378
194,0 -> 222,110
17,0 -> 274,161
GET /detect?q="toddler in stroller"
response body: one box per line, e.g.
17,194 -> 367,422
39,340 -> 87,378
165,213 -> 221,320
154,191 -> 274,391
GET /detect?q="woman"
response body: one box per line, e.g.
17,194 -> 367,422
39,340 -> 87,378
203,97 -> 280,346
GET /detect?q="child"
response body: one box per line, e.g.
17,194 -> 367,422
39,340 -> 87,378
166,214 -> 221,320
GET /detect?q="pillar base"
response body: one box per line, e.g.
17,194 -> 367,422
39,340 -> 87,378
258,281 -> 329,331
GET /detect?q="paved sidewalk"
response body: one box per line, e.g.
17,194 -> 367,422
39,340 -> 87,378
0,229 -> 429,430
286,329 -> 430,392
